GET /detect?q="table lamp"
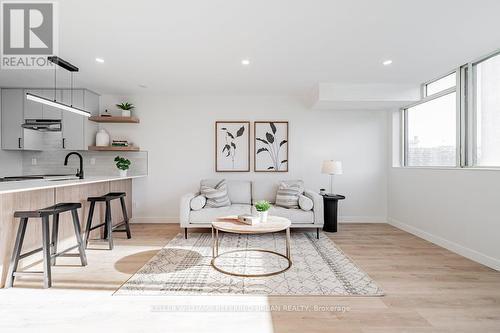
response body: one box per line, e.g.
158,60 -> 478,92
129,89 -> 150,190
321,160 -> 343,194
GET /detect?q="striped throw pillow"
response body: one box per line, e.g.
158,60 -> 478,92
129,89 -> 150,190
200,179 -> 231,208
275,182 -> 303,209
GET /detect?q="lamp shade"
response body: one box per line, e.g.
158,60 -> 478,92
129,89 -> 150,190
321,160 -> 343,175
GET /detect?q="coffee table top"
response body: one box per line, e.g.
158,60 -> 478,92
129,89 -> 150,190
212,215 -> 291,234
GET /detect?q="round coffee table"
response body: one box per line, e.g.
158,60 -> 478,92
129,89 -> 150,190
211,216 -> 292,277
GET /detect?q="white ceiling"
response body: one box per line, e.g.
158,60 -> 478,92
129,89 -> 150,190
1,0 -> 500,96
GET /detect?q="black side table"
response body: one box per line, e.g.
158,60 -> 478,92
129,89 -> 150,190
321,194 -> 345,233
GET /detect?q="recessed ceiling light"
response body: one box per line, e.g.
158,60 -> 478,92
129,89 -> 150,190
383,60 -> 393,66
95,58 -> 104,63
241,59 -> 250,66
138,84 -> 147,88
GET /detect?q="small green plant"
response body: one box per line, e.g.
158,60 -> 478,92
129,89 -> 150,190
116,102 -> 135,110
255,200 -> 271,212
114,156 -> 131,170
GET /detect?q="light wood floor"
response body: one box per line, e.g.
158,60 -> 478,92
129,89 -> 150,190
1,223 -> 499,333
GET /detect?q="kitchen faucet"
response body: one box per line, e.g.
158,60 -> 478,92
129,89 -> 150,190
64,152 -> 84,179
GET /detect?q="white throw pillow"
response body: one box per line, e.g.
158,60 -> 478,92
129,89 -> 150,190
200,179 -> 231,208
190,195 -> 206,211
275,182 -> 303,209
298,195 -> 313,211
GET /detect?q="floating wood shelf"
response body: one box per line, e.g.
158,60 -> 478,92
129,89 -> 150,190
89,116 -> 140,123
88,145 -> 140,152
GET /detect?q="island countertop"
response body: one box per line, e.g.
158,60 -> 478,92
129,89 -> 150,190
0,175 -> 146,195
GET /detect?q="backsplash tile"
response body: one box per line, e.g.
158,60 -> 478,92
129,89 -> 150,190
22,151 -> 148,177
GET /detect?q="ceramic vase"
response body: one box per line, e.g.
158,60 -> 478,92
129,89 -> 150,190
258,210 -> 268,223
96,128 -> 110,146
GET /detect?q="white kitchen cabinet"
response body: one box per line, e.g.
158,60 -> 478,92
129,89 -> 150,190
1,89 -> 24,150
61,89 -> 85,150
1,88 -> 100,151
40,89 -> 62,119
24,89 -> 43,119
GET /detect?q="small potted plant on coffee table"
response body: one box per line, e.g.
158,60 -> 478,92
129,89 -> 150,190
114,156 -> 131,177
255,200 -> 271,223
116,102 -> 135,117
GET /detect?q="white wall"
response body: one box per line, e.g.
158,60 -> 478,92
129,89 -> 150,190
101,95 -> 388,222
387,115 -> 500,271
0,91 -> 23,177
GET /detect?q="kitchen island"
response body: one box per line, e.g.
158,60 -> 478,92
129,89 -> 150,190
0,175 -> 145,288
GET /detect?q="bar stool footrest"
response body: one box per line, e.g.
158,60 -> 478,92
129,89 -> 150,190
19,247 -> 43,259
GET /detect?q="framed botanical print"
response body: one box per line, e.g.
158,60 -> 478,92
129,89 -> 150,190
254,121 -> 289,172
215,121 -> 250,172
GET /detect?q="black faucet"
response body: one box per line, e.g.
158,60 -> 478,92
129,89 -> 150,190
64,152 -> 84,179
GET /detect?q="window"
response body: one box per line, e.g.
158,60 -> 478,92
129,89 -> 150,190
400,48 -> 500,169
425,72 -> 456,97
405,92 -> 457,167
474,53 -> 500,166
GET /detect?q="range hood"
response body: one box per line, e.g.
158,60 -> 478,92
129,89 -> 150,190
22,119 -> 62,132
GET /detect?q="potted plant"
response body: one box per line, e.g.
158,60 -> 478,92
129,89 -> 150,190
255,200 -> 271,223
116,102 -> 135,117
114,156 -> 131,177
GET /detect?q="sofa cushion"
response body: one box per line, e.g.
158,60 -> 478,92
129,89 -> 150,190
201,179 -> 251,205
189,204 -> 251,224
200,179 -> 231,208
275,182 -> 303,209
252,181 -> 279,204
298,194 -> 313,211
252,205 -> 314,224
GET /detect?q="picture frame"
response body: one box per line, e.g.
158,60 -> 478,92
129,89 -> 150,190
215,121 -> 250,172
254,121 -> 289,172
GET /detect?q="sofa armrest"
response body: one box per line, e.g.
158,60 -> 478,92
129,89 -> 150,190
179,192 -> 197,227
304,189 -> 324,225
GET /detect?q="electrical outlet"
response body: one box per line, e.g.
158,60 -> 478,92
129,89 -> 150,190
31,158 -> 37,165
90,158 -> 96,165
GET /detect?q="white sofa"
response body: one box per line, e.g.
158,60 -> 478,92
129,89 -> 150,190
180,179 -> 324,238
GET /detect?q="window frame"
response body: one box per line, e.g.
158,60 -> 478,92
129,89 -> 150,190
402,69 -> 461,168
469,49 -> 500,169
400,48 -> 500,170
421,70 -> 458,98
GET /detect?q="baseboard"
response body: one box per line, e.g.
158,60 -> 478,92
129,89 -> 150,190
339,216 -> 387,223
131,217 -> 178,224
132,216 -> 386,224
388,217 -> 500,271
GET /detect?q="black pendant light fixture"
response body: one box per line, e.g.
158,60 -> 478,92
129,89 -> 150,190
26,56 -> 91,117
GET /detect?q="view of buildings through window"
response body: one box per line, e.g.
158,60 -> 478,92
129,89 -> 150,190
406,92 -> 457,166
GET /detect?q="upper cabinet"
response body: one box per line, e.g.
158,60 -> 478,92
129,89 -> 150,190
24,89 -> 43,119
1,89 -> 24,150
40,89 -> 62,119
1,88 -> 100,151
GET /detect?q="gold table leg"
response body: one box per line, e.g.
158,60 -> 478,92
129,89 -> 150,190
210,228 -> 293,278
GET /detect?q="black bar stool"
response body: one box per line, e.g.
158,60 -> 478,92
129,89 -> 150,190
6,203 -> 87,289
84,192 -> 131,250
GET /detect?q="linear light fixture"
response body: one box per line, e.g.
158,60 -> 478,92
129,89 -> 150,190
26,93 -> 91,117
26,56 -> 91,117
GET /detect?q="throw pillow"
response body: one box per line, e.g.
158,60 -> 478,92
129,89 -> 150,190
200,179 -> 231,208
275,182 -> 303,209
190,195 -> 206,211
298,195 -> 314,211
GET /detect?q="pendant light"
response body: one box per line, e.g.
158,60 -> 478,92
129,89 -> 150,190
26,56 -> 91,117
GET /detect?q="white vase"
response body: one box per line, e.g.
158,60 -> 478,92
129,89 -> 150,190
258,211 -> 268,223
119,169 -> 128,177
95,128 -> 110,146
121,110 -> 131,117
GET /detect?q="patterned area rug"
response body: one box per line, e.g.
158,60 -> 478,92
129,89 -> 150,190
115,232 -> 384,296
